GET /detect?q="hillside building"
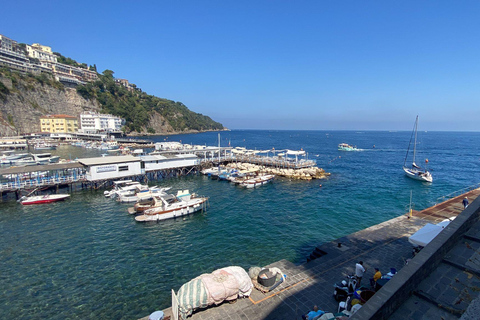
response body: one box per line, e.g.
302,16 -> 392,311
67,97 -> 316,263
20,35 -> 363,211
40,114 -> 78,133
26,43 -> 97,85
0,34 -> 39,74
79,111 -> 125,134
115,78 -> 137,92
0,33 -> 97,85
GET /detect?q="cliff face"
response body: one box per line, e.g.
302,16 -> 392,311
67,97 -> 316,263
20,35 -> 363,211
0,74 -> 99,136
0,70 -> 224,136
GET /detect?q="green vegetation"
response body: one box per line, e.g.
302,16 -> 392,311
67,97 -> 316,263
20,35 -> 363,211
0,62 -> 223,134
0,68 -> 64,91
76,70 -> 224,133
53,53 -> 88,69
7,114 -> 14,126
0,81 -> 9,101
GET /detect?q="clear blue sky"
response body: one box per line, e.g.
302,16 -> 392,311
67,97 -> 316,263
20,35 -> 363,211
2,1 -> 480,131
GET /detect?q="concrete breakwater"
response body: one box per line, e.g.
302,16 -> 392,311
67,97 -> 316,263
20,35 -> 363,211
225,162 -> 330,180
142,187 -> 480,320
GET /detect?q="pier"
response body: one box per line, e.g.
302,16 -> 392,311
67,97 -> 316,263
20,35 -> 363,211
145,186 -> 480,320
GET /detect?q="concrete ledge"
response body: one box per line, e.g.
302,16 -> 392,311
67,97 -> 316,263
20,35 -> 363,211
351,197 -> 480,319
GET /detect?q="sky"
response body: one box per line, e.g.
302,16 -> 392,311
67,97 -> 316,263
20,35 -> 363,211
2,1 -> 480,131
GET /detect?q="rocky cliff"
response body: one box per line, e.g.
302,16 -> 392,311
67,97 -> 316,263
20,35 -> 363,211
0,69 -> 224,136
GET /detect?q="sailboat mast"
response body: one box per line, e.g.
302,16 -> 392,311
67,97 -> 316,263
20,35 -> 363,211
218,133 -> 221,168
413,115 -> 418,165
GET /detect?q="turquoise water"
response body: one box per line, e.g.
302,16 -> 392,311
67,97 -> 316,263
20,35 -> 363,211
1,130 -> 479,319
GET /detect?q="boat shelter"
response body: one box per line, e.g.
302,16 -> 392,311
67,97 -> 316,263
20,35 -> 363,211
78,155 -> 143,181
0,162 -> 85,191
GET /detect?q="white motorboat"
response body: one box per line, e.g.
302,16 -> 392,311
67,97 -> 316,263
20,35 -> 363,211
34,142 -> 57,150
32,153 -> 60,165
117,186 -> 170,203
403,116 -> 432,183
19,194 -> 70,205
104,180 -> 144,198
12,157 -> 37,166
135,190 -> 208,222
240,174 -> 275,188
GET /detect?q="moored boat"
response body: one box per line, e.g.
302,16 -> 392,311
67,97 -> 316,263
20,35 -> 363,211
19,194 -> 70,205
32,153 -> 60,164
34,142 -> 57,150
104,180 -> 144,198
134,190 -> 208,222
239,174 -> 275,188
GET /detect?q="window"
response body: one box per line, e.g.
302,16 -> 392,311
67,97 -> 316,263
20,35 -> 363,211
118,165 -> 128,172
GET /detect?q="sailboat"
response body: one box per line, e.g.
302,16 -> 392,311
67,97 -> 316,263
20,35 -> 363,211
403,116 -> 432,183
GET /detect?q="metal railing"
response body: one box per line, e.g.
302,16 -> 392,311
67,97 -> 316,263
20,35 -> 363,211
435,183 -> 480,204
0,174 -> 86,191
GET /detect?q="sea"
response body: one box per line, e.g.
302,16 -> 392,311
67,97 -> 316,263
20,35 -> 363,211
1,130 -> 479,319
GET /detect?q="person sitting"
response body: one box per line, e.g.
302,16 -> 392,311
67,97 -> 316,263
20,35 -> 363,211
369,268 -> 382,288
301,305 -> 325,320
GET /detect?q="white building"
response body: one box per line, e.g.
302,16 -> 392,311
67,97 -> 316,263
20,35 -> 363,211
26,43 -> 58,63
79,112 -> 125,134
78,155 -> 143,181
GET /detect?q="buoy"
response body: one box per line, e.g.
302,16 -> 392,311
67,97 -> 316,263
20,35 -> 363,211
319,184 -> 322,188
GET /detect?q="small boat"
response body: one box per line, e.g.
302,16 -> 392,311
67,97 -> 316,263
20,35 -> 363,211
19,194 -> 70,205
104,180 -> 144,198
34,142 -> 57,150
32,153 -> 60,165
338,143 -> 360,151
134,190 -> 208,222
117,186 -> 170,203
240,174 -> 275,188
403,116 -> 432,183
12,157 -> 37,166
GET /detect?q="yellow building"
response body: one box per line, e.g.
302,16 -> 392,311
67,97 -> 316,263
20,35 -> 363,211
40,114 -> 78,133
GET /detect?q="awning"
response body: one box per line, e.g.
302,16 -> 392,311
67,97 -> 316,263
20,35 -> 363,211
286,150 -> 306,155
408,221 -> 450,247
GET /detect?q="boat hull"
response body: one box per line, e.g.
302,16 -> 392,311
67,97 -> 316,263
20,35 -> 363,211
403,167 -> 432,183
240,175 -> 274,188
135,198 -> 207,222
20,194 -> 70,205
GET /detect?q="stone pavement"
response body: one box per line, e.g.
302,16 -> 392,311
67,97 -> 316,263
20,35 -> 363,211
146,188 -> 480,320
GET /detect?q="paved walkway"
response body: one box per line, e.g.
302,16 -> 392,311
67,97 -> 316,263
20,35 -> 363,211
148,188 -> 480,320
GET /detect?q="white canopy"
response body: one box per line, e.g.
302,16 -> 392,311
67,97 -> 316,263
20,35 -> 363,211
286,150 -> 306,156
408,221 -> 450,247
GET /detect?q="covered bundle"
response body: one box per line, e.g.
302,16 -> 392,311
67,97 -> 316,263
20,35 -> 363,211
176,266 -> 253,319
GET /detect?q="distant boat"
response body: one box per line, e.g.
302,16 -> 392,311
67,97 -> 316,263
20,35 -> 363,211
403,116 -> 432,183
19,194 -> 70,205
34,142 -> 57,150
338,143 -> 360,151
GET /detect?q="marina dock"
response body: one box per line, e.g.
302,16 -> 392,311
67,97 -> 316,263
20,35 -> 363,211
146,186 -> 480,320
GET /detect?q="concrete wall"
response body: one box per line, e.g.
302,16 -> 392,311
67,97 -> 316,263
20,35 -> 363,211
351,197 -> 480,320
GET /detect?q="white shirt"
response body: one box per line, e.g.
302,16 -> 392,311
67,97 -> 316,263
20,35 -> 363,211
355,263 -> 365,277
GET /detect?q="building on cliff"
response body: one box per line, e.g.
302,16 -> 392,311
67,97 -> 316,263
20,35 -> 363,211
0,33 -> 97,85
79,111 -> 125,134
114,78 -> 137,92
0,34 -> 46,74
40,114 -> 78,133
26,43 -> 97,85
